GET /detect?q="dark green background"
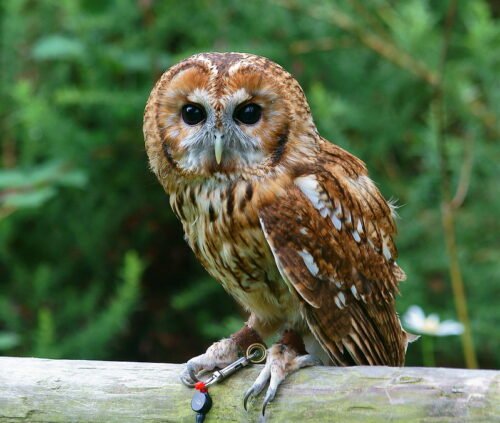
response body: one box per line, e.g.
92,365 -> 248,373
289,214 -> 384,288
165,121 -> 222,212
1,0 -> 498,369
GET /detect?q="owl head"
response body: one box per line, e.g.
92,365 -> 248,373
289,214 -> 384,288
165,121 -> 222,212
143,52 -> 319,180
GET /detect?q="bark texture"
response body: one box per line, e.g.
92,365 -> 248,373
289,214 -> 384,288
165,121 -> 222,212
0,357 -> 498,422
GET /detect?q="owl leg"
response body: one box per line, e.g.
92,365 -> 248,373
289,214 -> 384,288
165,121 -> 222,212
180,325 -> 264,386
243,330 -> 322,416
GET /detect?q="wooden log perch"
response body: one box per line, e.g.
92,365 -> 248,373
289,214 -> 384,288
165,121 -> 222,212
0,357 -> 498,422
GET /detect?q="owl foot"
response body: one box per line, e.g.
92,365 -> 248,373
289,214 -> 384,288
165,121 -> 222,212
180,337 -> 239,386
180,325 -> 265,386
243,332 -> 322,416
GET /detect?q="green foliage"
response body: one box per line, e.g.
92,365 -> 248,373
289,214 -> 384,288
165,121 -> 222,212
32,35 -> 86,61
0,161 -> 86,212
0,0 -> 498,368
56,251 -> 143,358
1,250 -> 142,359
171,278 -> 244,340
0,331 -> 20,351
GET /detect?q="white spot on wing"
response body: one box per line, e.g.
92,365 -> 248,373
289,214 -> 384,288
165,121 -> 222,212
331,214 -> 342,230
297,249 -> 319,277
334,295 -> 344,309
334,198 -> 342,214
260,216 -> 320,309
383,244 -> 391,260
382,235 -> 392,260
351,285 -> 360,300
299,227 -> 309,235
352,230 -> 361,243
295,175 -> 322,210
345,210 -> 352,225
356,219 -> 363,234
337,291 -> 347,306
295,175 -> 345,231
319,207 -> 329,218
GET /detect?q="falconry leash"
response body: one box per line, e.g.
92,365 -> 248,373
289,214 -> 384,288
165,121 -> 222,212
185,343 -> 267,422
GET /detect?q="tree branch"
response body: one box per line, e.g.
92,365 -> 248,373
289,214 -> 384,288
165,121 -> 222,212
0,357 -> 498,422
435,0 -> 478,369
273,0 -> 499,137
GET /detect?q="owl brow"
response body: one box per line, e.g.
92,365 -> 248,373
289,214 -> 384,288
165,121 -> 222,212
224,88 -> 252,108
226,92 -> 272,112
186,90 -> 211,105
249,88 -> 280,105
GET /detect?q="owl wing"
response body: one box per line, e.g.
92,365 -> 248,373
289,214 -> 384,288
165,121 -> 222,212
258,141 -> 408,366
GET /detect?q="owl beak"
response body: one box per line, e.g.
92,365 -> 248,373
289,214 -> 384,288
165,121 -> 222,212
214,131 -> 224,165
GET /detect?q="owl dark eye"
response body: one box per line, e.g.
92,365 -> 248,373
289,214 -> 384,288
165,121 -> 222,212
234,103 -> 262,125
181,104 -> 206,125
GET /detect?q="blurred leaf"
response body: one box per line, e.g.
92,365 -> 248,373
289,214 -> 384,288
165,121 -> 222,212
0,162 -> 87,189
57,170 -> 87,188
0,161 -> 87,212
0,170 -> 29,189
34,307 -> 55,357
32,35 -> 85,61
54,89 -> 144,106
0,332 -> 21,351
2,187 -> 57,208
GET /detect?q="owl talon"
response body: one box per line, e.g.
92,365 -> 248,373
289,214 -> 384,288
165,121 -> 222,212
243,375 -> 267,411
243,353 -> 271,411
179,338 -> 239,388
261,388 -> 276,417
244,343 -> 321,415
243,388 -> 253,411
179,369 -> 196,387
187,362 -> 201,383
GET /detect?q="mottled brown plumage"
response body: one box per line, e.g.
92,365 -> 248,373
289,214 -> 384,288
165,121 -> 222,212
143,52 -> 413,411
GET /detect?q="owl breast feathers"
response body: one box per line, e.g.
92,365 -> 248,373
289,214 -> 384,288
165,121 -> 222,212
143,52 -> 412,366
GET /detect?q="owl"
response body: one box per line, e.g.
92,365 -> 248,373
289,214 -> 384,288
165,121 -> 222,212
143,52 -> 414,414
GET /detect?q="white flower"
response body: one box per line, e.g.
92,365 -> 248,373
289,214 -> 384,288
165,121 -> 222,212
403,305 -> 464,336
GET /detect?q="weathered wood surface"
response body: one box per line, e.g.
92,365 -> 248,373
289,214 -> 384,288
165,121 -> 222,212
0,357 -> 498,422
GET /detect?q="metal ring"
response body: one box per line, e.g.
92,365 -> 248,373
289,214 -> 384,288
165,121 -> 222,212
246,343 -> 267,364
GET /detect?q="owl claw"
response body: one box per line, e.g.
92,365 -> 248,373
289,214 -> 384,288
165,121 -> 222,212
179,338 -> 239,388
187,362 -> 201,383
244,344 -> 322,415
179,369 -> 196,387
179,361 -> 199,388
261,387 -> 276,416
243,378 -> 267,410
243,389 -> 253,411
185,361 -> 200,383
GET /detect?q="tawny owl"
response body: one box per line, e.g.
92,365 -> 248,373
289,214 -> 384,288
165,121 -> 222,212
143,52 -> 414,414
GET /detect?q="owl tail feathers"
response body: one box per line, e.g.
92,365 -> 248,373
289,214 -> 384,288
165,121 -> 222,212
404,330 -> 420,353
